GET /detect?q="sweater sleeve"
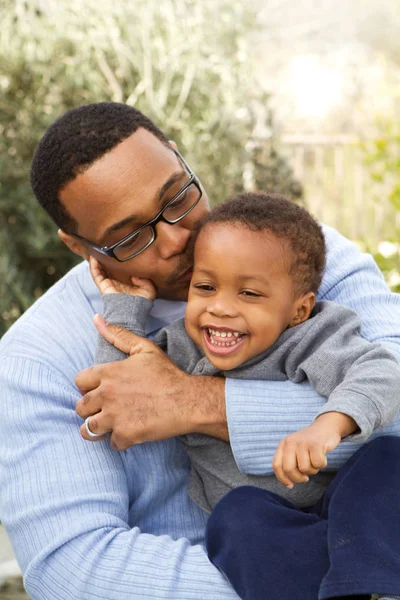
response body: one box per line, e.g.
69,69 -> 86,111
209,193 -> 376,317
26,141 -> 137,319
283,303 -> 400,441
0,355 -> 239,600
226,225 -> 400,475
95,294 -> 154,363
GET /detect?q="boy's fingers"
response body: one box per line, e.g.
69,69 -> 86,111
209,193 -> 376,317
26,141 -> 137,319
89,256 -> 105,287
282,450 -> 309,484
273,445 -> 294,488
296,447 -> 314,476
130,276 -> 156,299
309,446 -> 328,470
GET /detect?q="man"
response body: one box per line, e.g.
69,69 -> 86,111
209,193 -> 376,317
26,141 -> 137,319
0,102 -> 400,600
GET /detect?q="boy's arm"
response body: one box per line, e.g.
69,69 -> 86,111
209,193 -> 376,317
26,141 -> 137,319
285,302 -> 400,441
226,225 -> 400,475
95,294 -> 153,363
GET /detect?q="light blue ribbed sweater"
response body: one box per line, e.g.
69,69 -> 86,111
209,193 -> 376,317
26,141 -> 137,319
1,224 -> 400,599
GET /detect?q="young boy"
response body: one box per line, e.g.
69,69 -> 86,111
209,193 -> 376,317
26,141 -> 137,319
91,192 -> 400,600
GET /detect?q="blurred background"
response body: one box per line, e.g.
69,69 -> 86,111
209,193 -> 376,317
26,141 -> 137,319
0,1 -> 400,596
1,0 -> 400,337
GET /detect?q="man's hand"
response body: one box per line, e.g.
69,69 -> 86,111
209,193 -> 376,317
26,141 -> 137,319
272,412 -> 357,488
76,319 -> 227,450
89,256 -> 156,299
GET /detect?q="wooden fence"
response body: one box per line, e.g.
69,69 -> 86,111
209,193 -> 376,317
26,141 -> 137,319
280,134 -> 398,245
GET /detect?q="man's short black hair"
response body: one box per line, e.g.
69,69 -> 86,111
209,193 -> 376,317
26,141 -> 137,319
195,192 -> 326,296
30,102 -> 170,233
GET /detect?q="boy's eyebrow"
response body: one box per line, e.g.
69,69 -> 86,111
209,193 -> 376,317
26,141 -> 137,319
193,269 -> 272,288
240,275 -> 271,287
99,170 -> 186,245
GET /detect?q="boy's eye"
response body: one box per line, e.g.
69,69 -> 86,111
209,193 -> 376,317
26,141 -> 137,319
241,290 -> 261,297
193,284 -> 215,292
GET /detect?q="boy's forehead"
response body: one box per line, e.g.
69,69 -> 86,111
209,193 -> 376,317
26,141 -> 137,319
194,223 -> 293,280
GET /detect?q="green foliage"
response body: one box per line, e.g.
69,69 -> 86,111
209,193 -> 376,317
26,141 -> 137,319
362,116 -> 400,292
0,0 -> 301,335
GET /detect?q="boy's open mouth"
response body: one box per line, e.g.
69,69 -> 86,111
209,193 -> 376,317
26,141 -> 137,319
202,326 -> 247,356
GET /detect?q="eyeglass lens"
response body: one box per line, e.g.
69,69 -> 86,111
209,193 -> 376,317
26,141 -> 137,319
114,181 -> 201,260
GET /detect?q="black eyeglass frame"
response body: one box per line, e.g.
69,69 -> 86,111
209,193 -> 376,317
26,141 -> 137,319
72,149 -> 203,262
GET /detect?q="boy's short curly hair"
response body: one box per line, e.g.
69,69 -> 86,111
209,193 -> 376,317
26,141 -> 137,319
195,192 -> 326,296
30,102 -> 170,233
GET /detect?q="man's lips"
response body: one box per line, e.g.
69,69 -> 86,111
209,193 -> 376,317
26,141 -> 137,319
177,267 -> 193,282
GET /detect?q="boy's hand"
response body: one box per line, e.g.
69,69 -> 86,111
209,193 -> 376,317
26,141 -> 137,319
272,412 -> 357,489
89,256 -> 156,300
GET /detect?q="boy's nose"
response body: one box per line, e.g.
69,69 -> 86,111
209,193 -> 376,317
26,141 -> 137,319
207,297 -> 237,319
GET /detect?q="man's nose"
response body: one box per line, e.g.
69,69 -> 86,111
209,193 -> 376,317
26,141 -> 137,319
156,220 -> 191,259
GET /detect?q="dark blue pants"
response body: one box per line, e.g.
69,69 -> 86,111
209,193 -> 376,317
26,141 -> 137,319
205,436 -> 400,600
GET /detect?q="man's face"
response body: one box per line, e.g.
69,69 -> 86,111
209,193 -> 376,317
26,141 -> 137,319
59,129 -> 210,300
185,224 -> 311,371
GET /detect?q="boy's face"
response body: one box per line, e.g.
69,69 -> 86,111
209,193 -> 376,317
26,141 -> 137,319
185,223 -> 314,371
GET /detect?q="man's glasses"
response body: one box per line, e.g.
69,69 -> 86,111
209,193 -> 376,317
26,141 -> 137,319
72,150 -> 203,262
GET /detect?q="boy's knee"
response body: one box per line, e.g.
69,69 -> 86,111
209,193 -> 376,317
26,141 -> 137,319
208,486 -> 259,528
366,435 -> 400,459
206,486 -> 286,543
206,487 -> 261,559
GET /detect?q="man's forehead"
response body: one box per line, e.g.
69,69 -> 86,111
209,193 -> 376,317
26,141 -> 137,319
59,129 -> 185,240
79,129 -> 176,186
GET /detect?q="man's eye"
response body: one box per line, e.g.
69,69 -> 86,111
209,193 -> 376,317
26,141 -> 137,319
118,233 -> 141,251
172,191 -> 187,204
168,191 -> 187,209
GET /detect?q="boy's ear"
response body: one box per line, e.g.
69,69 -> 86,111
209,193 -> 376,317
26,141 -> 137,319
169,140 -> 178,151
58,229 -> 90,260
290,292 -> 316,326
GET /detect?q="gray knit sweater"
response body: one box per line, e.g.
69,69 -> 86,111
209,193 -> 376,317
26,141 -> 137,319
96,295 -> 400,511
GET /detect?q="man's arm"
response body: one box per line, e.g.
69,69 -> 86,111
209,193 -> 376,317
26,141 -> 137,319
226,225 -> 400,475
0,355 -> 239,600
79,317 -> 227,447
80,292 -> 228,446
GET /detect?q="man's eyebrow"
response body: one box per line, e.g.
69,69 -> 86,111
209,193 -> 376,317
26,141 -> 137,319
100,170 -> 186,245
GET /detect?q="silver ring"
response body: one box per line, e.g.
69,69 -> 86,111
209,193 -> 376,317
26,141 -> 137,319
85,416 -> 107,439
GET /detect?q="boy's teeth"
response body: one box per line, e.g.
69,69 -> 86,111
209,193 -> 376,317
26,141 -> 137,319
210,339 -> 238,347
208,328 -> 245,347
209,328 -> 242,338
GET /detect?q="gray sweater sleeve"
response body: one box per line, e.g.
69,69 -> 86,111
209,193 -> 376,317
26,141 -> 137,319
284,302 -> 400,441
95,294 -> 203,372
95,294 -> 154,364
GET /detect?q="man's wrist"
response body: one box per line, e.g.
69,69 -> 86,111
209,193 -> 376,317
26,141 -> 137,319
185,375 -> 228,441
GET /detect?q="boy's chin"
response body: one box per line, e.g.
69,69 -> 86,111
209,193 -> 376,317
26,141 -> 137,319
205,352 -> 245,372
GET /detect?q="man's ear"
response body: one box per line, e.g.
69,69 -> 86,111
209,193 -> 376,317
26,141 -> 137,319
58,229 -> 90,260
169,140 -> 178,151
290,292 -> 316,327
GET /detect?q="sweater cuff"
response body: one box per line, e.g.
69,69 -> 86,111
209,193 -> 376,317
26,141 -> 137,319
315,390 -> 381,442
225,378 -> 322,475
102,294 -> 154,337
